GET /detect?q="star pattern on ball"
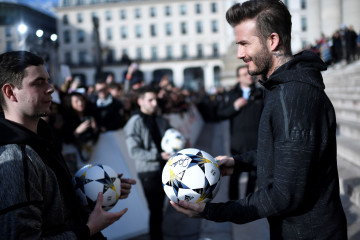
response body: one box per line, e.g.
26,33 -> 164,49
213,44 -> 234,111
165,167 -> 190,197
187,151 -> 213,173
193,177 -> 219,203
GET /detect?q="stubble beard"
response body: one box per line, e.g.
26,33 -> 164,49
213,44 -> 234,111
32,109 -> 51,118
247,45 -> 273,77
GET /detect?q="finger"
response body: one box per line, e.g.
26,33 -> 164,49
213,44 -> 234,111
170,201 -> 195,217
95,192 -> 103,210
121,178 -> 137,185
114,208 -> 128,219
118,173 -> 124,179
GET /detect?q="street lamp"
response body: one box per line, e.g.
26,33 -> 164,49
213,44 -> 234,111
50,33 -> 58,42
36,29 -> 44,38
17,23 -> 28,51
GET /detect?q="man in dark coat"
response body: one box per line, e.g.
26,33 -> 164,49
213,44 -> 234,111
170,1 -> 348,239
217,65 -> 263,200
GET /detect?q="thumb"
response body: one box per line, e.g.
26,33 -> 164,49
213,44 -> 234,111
95,192 -> 103,210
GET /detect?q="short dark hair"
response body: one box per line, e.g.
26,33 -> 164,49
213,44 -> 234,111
136,85 -> 157,99
226,0 -> 292,55
0,51 -> 44,109
236,65 -> 247,77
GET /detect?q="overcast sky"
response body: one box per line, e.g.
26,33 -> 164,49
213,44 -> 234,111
1,0 -> 58,16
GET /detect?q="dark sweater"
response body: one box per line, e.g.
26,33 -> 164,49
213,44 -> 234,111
202,51 -> 348,239
0,117 -> 102,239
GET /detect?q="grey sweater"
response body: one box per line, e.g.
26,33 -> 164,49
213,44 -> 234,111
124,113 -> 170,173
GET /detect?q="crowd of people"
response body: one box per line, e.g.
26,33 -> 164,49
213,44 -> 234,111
0,0 -> 355,239
304,24 -> 360,66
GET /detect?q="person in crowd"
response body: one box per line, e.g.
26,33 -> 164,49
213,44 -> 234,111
123,62 -> 145,92
62,92 -> 99,170
0,51 -> 136,239
217,65 -> 263,200
170,1 -> 348,239
94,81 -> 126,131
345,25 -> 358,64
332,30 -> 343,63
124,86 -> 171,240
108,82 -> 124,101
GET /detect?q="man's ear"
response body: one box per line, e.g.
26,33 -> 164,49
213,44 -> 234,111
137,97 -> 142,107
2,83 -> 17,102
267,32 -> 280,52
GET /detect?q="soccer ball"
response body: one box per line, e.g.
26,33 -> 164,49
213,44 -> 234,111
162,148 -> 221,203
161,128 -> 186,154
72,164 -> 121,211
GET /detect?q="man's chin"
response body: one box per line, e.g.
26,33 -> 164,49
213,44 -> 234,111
33,111 -> 51,118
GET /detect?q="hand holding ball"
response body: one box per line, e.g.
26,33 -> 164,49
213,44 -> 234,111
72,164 -> 121,211
162,148 -> 221,203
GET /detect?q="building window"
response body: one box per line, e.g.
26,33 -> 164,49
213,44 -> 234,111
150,24 -> 157,37
182,44 -> 188,58
77,13 -> 83,23
120,9 -> 126,19
91,12 -> 97,19
166,45 -> 172,59
105,10 -> 112,21
76,0 -> 85,5
63,0 -> 70,7
64,30 -> 71,44
77,30 -> 85,43
122,48 -> 128,56
195,3 -> 201,14
301,0 -> 306,9
165,6 -> 171,16
196,21 -> 202,34
211,20 -> 218,33
6,41 -> 12,51
63,15 -> 69,25
181,22 -> 187,35
136,47 -> 142,60
106,49 -> 115,63
301,39 -> 308,49
79,51 -> 87,64
150,7 -> 156,17
180,5 -> 186,15
65,52 -> 72,64
135,25 -> 142,38
106,28 -> 112,40
135,8 -> 141,19
301,17 -> 307,31
212,43 -> 219,57
211,2 -> 217,13
197,44 -> 203,58
5,27 -> 11,37
121,26 -> 127,39
283,0 -> 289,7
151,46 -> 157,60
165,23 -> 172,36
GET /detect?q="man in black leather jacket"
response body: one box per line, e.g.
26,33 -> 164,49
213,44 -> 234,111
171,1 -> 348,239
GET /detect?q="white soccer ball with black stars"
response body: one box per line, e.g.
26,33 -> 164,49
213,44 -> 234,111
161,128 -> 186,155
162,148 -> 221,203
72,164 -> 121,211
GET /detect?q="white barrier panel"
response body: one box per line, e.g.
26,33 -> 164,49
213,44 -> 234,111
89,130 -> 149,240
165,104 -> 204,146
80,105 -> 205,239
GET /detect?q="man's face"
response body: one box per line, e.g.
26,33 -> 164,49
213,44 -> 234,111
13,65 -> 54,118
95,83 -> 109,100
237,67 -> 253,87
138,92 -> 157,115
234,19 -> 273,77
